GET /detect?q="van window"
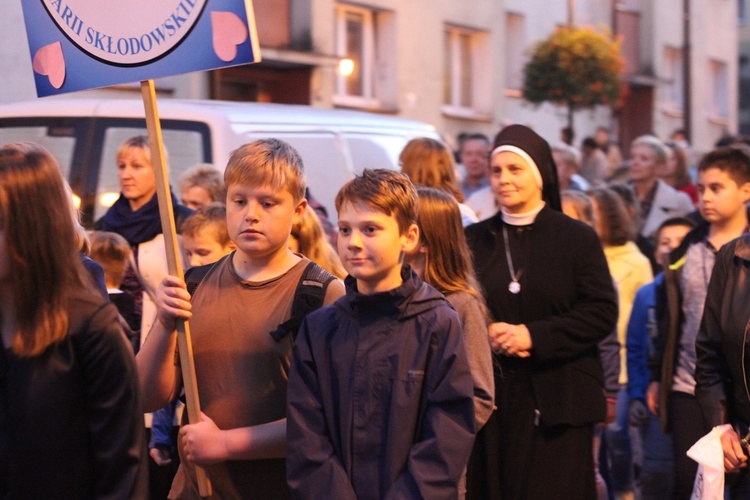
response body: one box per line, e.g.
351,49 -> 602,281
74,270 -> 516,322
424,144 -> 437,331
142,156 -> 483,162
0,121 -> 81,180
345,134 -> 412,174
94,125 -> 207,221
0,116 -> 210,225
241,132 -> 352,222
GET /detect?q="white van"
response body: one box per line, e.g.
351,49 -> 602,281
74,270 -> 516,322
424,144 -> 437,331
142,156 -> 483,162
0,99 -> 440,225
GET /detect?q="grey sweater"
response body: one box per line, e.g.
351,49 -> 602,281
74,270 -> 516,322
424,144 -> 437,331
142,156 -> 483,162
446,291 -> 495,429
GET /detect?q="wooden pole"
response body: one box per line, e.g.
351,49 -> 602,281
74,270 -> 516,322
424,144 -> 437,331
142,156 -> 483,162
140,79 -> 212,498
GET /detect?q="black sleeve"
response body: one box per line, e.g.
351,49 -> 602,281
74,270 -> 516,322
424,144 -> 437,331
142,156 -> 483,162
695,245 -> 733,427
528,227 -> 618,361
77,303 -> 148,499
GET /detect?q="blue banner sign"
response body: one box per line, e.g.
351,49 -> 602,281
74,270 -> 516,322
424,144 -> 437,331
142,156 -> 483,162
21,0 -> 260,96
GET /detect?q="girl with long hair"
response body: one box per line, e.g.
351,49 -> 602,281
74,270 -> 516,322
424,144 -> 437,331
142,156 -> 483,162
0,142 -> 146,498
404,187 -> 494,498
408,187 -> 493,421
289,205 -> 346,279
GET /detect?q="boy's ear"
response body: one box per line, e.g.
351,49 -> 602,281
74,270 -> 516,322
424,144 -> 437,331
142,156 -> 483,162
293,198 -> 308,222
739,181 -> 750,203
401,223 -> 420,254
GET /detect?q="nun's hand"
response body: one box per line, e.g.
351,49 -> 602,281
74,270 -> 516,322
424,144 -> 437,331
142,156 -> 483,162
489,322 -> 532,357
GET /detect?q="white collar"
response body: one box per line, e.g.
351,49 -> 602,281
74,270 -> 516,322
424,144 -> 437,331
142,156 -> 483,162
501,202 -> 546,226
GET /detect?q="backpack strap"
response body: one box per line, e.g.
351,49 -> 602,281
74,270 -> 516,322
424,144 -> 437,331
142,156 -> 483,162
270,261 -> 336,342
184,255 -> 229,297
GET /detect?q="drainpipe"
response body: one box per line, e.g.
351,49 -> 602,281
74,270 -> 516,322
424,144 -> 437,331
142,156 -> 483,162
568,0 -> 575,26
683,0 -> 692,142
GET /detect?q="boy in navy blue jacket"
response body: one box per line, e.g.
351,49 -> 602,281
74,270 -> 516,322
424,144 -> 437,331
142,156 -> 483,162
287,169 -> 476,499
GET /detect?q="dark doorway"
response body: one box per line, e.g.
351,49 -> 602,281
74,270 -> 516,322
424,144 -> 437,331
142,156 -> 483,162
210,63 -> 312,104
618,83 -> 654,153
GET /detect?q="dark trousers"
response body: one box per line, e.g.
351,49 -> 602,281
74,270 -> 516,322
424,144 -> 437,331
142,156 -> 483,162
467,376 -> 596,500
669,391 -> 709,500
726,467 -> 750,499
639,414 -> 675,499
145,427 -> 179,500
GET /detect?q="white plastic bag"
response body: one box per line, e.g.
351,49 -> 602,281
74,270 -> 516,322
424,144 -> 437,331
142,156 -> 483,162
687,424 -> 732,500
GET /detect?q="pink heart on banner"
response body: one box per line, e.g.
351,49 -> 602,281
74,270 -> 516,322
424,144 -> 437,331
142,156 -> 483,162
33,41 -> 66,89
211,11 -> 248,62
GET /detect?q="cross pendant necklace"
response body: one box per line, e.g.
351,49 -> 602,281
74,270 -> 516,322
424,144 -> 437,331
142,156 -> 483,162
502,225 -> 522,294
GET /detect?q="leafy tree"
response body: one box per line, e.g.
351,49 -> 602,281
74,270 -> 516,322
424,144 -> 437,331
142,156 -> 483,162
523,26 -> 625,134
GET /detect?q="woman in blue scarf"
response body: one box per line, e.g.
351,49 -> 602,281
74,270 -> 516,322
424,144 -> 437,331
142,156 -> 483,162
96,135 -> 192,344
95,135 -> 191,498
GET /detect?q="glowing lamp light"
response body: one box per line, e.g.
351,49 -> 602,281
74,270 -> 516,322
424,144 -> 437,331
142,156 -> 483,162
70,193 -> 82,210
339,58 -> 355,77
99,192 -> 120,208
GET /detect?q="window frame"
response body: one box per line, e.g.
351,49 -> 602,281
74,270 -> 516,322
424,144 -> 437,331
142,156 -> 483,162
662,45 -> 684,115
709,59 -> 730,120
441,24 -> 492,121
334,3 -> 380,109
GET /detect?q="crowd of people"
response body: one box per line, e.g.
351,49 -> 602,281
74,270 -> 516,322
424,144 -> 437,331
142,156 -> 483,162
2,121 -> 750,500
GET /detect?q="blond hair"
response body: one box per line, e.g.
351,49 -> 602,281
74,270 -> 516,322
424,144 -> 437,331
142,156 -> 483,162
631,135 -> 668,165
115,135 -> 170,166
291,206 -> 346,279
225,139 -> 305,201
181,203 -> 232,247
179,164 -> 225,202
551,143 -> 581,171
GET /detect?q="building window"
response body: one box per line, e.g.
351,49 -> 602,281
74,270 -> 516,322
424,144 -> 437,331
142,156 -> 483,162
663,46 -> 684,113
709,59 -> 729,119
334,4 -> 394,109
505,13 -> 526,92
740,0 -> 747,26
442,25 -> 491,119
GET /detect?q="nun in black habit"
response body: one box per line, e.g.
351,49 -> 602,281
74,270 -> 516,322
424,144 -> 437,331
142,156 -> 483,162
464,125 -> 618,500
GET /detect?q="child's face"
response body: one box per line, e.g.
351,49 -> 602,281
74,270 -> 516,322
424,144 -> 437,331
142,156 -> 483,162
697,167 -> 750,224
117,147 -> 156,209
337,200 -> 419,295
656,149 -> 676,180
655,224 -> 692,261
184,231 -> 234,268
226,183 -> 306,261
